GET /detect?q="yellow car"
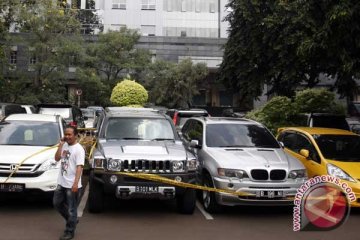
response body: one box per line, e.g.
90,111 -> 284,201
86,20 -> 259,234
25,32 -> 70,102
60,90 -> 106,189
277,127 -> 360,207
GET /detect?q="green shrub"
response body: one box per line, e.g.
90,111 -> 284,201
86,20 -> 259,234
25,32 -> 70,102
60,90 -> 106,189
110,79 -> 148,107
294,88 -> 335,113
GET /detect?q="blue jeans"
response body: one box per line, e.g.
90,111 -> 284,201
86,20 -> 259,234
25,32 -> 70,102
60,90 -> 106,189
53,185 -> 81,234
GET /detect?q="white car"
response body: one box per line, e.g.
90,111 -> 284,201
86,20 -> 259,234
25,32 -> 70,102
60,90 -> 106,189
21,105 -> 37,114
0,114 -> 65,194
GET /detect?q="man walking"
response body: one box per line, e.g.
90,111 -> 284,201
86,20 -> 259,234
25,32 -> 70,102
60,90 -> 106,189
54,126 -> 85,240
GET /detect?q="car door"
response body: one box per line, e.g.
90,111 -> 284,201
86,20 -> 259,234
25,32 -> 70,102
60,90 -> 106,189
281,131 -> 323,177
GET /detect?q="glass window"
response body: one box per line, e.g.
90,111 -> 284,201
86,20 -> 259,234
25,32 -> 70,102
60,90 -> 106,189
185,120 -> 203,144
209,0 -> 215,12
104,118 -> 174,140
141,0 -> 156,10
206,124 -> 280,148
10,51 -> 17,64
112,0 -> 126,9
195,0 -> 201,12
141,25 -> 156,36
181,0 -> 186,11
313,134 -> 360,162
0,121 -> 60,146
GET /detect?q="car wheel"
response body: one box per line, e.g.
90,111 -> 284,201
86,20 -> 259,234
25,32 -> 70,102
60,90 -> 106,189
88,171 -> 104,213
176,188 -> 196,214
202,174 -> 222,213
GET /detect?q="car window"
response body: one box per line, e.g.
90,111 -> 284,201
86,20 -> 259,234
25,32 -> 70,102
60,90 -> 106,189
0,120 -> 60,146
182,120 -> 194,142
206,124 -> 280,148
187,120 -> 203,144
313,134 -> 360,162
281,132 -> 298,150
104,118 -> 174,140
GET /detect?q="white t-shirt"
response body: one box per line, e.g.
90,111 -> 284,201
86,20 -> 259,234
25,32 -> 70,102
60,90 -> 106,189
57,142 -> 85,188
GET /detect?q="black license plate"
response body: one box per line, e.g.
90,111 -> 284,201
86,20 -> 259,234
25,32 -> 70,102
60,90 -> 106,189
0,183 -> 25,193
135,186 -> 159,194
257,190 -> 284,198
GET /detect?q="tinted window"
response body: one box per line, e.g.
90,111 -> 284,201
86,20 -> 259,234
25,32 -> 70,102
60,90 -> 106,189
281,132 -> 298,151
312,116 -> 350,131
0,121 -> 60,146
313,134 -> 360,162
187,120 -> 203,144
206,124 -> 280,148
104,118 -> 174,140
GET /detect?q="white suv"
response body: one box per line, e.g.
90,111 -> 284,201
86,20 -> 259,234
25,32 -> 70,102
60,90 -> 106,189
0,114 -> 65,194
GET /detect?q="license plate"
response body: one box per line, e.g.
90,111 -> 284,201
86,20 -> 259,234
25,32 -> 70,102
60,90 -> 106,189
135,186 -> 159,194
0,183 -> 25,193
257,190 -> 284,198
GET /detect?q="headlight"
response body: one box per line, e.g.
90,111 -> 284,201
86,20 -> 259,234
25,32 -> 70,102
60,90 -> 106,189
218,168 -> 249,179
172,161 -> 184,172
108,159 -> 121,171
288,169 -> 307,179
38,159 -> 59,172
93,157 -> 104,169
327,164 -> 355,182
186,159 -> 197,171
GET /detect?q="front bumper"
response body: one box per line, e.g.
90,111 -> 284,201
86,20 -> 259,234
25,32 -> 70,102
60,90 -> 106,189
213,177 -> 305,206
92,170 -> 196,199
0,169 -> 58,192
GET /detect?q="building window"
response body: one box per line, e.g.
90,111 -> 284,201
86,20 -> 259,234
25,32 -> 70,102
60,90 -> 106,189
180,30 -> 187,37
141,25 -> 156,36
111,24 -> 126,31
181,0 -> 186,12
195,0 -> 201,12
28,54 -> 36,71
141,0 -> 156,10
112,0 -> 126,9
10,51 -> 17,65
209,0 -> 215,13
166,0 -> 173,11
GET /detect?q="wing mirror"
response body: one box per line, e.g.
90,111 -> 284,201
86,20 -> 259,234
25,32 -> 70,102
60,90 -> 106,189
300,149 -> 310,159
190,139 -> 201,149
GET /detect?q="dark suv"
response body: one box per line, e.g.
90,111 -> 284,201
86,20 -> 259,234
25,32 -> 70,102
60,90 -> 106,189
37,104 -> 86,128
0,103 -> 26,120
88,107 -> 197,214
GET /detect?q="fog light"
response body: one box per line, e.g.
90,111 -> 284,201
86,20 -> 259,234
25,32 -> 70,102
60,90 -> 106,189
228,183 -> 234,188
175,176 -> 182,182
110,175 -> 118,184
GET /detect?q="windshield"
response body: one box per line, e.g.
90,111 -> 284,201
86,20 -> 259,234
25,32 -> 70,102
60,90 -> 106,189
206,124 -> 280,148
39,108 -> 71,119
313,134 -> 360,161
104,118 -> 174,140
81,109 -> 95,118
0,121 -> 60,146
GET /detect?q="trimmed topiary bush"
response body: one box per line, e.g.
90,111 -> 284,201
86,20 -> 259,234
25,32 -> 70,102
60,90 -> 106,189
110,79 -> 148,107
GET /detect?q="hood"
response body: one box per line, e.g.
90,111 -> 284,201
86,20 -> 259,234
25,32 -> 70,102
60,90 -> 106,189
98,140 -> 187,161
0,145 -> 57,165
328,160 -> 360,180
206,147 -> 304,170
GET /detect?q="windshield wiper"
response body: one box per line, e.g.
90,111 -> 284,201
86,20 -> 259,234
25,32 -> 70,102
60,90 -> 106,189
151,138 -> 174,141
121,137 -> 144,140
218,145 -> 250,148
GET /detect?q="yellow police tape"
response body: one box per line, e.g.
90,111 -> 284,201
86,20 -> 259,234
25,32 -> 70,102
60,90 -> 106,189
2,145 -> 59,184
4,128 -> 294,201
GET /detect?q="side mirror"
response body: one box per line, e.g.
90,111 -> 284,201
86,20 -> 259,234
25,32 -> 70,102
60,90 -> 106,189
300,149 -> 310,159
190,139 -> 201,149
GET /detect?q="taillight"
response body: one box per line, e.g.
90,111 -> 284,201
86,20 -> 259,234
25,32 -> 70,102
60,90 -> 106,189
69,121 -> 77,127
173,112 -> 179,125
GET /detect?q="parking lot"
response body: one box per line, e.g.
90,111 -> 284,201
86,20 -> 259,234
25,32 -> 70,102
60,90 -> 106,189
1,177 -> 360,240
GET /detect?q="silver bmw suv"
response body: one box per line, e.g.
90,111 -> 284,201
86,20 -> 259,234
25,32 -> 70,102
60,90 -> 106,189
181,117 -> 307,213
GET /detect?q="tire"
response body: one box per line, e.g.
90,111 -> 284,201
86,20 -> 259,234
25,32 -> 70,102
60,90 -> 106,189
202,174 -> 222,213
88,172 -> 104,213
176,188 -> 196,214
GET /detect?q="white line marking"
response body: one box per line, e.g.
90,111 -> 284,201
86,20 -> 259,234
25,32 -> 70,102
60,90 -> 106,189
196,201 -> 214,220
77,184 -> 89,218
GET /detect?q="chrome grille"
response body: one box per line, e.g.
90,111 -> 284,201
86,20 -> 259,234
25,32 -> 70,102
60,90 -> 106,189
121,160 -> 172,173
0,163 -> 37,173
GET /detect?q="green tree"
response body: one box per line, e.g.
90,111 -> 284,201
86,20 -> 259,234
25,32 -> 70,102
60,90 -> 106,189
220,0 -> 360,103
144,59 -> 208,108
2,0 -> 84,103
110,79 -> 148,107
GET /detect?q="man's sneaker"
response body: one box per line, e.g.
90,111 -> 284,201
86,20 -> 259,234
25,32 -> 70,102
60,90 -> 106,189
59,232 -> 74,240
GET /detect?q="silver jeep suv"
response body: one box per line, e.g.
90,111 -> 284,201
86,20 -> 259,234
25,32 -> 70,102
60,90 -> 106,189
88,108 -> 197,214
181,117 -> 307,213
